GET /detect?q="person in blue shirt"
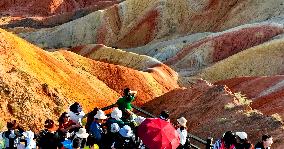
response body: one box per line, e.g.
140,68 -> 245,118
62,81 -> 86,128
89,110 -> 107,148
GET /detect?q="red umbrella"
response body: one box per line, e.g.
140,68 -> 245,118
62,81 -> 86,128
137,118 -> 180,149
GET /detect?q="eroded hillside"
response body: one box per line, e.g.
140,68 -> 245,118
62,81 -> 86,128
142,80 -> 284,148
0,29 -> 178,130
20,0 -> 284,49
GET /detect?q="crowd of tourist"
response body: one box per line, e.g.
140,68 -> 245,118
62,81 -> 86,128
0,88 -> 274,149
213,131 -> 273,149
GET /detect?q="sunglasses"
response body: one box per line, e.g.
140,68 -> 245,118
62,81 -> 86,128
64,115 -> 70,118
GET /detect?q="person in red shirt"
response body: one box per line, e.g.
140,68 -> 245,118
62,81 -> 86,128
58,112 -> 81,136
213,131 -> 237,149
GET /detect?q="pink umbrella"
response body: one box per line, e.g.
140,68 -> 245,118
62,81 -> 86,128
137,118 -> 180,149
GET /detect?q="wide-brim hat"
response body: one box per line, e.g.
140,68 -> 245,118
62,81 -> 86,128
111,123 -> 120,133
111,107 -> 122,119
135,116 -> 146,125
94,110 -> 107,119
119,125 -> 133,138
76,128 -> 89,138
235,132 -> 247,140
177,117 -> 187,127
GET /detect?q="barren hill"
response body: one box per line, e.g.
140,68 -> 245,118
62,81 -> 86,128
0,1 -> 122,30
197,38 -> 284,82
0,0 -> 121,16
0,29 -> 178,131
142,80 -> 284,149
20,0 -> 284,49
216,76 -> 284,118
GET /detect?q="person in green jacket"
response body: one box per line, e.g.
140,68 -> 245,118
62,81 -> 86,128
116,88 -> 137,113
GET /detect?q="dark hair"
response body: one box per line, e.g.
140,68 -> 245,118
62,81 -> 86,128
70,102 -> 81,113
72,138 -> 82,148
7,122 -> 14,129
7,120 -> 17,129
58,112 -> 69,124
86,135 -> 96,147
238,138 -> 248,143
125,95 -> 133,102
180,126 -> 186,131
159,110 -> 169,120
44,119 -> 54,129
244,141 -> 253,149
223,131 -> 236,148
236,140 -> 252,149
124,88 -> 130,96
262,134 -> 272,141
85,108 -> 99,132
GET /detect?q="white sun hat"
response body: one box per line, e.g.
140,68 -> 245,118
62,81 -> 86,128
235,132 -> 248,140
76,128 -> 89,139
135,116 -> 146,125
111,107 -> 122,120
110,123 -> 120,133
119,125 -> 133,138
177,117 -> 187,127
94,110 -> 107,120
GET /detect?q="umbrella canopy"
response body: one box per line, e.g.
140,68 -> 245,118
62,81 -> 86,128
137,118 -> 180,149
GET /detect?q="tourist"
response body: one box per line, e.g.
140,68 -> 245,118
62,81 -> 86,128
58,112 -> 80,139
255,134 -> 273,149
72,138 -> 82,149
85,108 -> 99,132
116,88 -> 137,113
22,130 -> 36,149
89,110 -> 107,148
73,128 -> 89,148
107,123 -> 120,148
235,132 -> 253,149
159,110 -> 170,122
68,102 -> 85,126
113,125 -> 136,148
213,131 -> 237,149
37,119 -> 61,149
3,121 -> 22,149
176,117 -> 189,149
106,107 -> 125,129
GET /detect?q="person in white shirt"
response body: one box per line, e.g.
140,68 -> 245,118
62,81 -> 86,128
22,130 -> 36,149
176,117 -> 188,149
68,102 -> 85,126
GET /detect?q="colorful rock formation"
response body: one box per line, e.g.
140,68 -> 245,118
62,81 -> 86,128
142,80 -> 284,148
0,29 -> 178,131
216,76 -> 284,118
68,44 -> 163,71
0,0 -> 121,16
197,38 -> 284,82
20,0 -> 284,49
0,0 -> 122,30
